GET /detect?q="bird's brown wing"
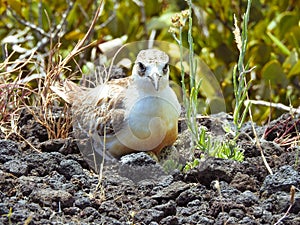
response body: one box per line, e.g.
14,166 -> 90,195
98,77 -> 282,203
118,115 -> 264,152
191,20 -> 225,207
72,77 -> 132,137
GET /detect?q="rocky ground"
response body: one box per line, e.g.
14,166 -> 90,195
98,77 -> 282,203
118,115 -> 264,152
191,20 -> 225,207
0,111 -> 300,225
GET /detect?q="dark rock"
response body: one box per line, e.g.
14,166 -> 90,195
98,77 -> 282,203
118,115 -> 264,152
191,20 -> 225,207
160,216 -> 179,225
70,174 -> 92,190
239,139 -> 260,158
239,216 -> 259,225
188,212 -> 215,225
184,157 -> 240,186
153,200 -> 177,217
46,171 -> 68,190
177,206 -> 199,217
187,199 -> 202,207
260,165 -> 300,196
25,152 -> 62,176
261,210 -> 273,223
269,191 -> 300,214
2,111 -> 300,225
28,202 -> 42,210
7,208 -> 33,224
176,189 -> 198,206
18,109 -> 48,143
209,196 -> 246,217
4,159 -> 28,176
151,181 -> 189,201
118,152 -> 166,182
252,206 -> 263,217
63,206 -> 81,215
157,175 -> 174,187
30,188 -> 74,208
291,193 -> 300,214
170,169 -> 183,181
229,208 -> 245,219
134,209 -> 165,223
120,152 -> 157,166
215,181 -> 241,200
39,139 -> 65,152
96,216 -> 123,225
261,198 -> 275,211
39,138 -> 79,155
225,217 -> 239,225
198,112 -> 233,136
58,159 -> 84,179
272,191 -> 291,213
80,206 -> 100,220
240,159 -> 268,183
176,183 -> 205,206
260,140 -> 283,156
0,140 -> 20,163
0,171 -> 17,196
138,197 -> 158,209
215,212 -> 230,225
74,197 -> 91,209
231,172 -> 259,192
98,200 -> 122,219
16,175 -> 41,196
274,214 -> 300,225
236,190 -> 259,207
149,222 -> 159,225
0,203 -> 9,214
137,179 -> 156,195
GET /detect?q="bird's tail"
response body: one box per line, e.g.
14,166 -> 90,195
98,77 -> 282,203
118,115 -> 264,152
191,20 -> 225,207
50,80 -> 84,104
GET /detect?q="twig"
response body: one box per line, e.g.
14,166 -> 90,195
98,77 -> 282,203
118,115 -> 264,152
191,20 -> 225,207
274,185 -> 296,225
248,103 -> 273,175
58,1 -> 103,69
0,51 -> 35,75
5,1 -> 74,71
51,0 -> 74,38
98,1 -> 118,29
133,0 -> 147,39
245,100 -> 300,114
8,7 -> 51,38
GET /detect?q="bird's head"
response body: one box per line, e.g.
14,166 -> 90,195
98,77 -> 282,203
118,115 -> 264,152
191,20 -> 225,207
132,49 -> 170,92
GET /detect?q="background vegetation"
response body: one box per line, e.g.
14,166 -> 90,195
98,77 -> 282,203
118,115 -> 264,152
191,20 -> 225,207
1,0 -> 300,135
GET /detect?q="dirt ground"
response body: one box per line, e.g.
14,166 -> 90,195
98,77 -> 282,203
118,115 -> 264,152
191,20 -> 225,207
0,111 -> 300,225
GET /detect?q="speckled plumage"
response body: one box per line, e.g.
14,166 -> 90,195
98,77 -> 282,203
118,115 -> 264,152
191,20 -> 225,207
51,49 -> 181,160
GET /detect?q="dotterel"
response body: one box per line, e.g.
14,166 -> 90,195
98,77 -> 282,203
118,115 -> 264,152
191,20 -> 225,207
52,49 -> 181,161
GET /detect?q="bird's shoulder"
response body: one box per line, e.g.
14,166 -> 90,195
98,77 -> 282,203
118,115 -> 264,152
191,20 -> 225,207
75,76 -> 133,136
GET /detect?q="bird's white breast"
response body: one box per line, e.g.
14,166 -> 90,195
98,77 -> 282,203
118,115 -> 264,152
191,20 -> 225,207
117,86 -> 181,151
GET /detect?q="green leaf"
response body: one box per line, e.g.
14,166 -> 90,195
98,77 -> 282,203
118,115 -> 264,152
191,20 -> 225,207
65,30 -> 85,40
288,60 -> 300,78
277,12 -> 299,38
267,31 -> 290,56
283,49 -> 298,70
249,43 -> 271,65
7,0 -> 23,16
147,13 -> 175,30
261,60 -> 288,87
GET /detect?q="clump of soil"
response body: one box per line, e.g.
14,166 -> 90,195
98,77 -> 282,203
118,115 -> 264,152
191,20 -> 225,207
0,110 -> 300,225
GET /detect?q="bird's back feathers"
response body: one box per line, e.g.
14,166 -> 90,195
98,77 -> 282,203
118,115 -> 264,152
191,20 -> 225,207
50,80 -> 85,104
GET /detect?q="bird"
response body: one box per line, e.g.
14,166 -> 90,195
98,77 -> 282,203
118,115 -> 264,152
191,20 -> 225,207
51,49 -> 181,165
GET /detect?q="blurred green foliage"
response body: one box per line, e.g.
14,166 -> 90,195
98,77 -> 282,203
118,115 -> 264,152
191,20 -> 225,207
1,0 -> 300,123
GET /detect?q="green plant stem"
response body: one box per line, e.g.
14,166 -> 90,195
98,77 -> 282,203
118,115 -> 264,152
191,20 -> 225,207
187,0 -> 195,89
233,0 -> 252,133
238,0 -> 251,73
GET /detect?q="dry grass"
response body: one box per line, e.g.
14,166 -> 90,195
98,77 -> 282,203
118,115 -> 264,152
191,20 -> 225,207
0,1 -> 104,146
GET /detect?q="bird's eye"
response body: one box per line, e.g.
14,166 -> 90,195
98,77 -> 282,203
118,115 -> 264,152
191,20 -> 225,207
137,62 -> 146,76
162,64 -> 169,74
